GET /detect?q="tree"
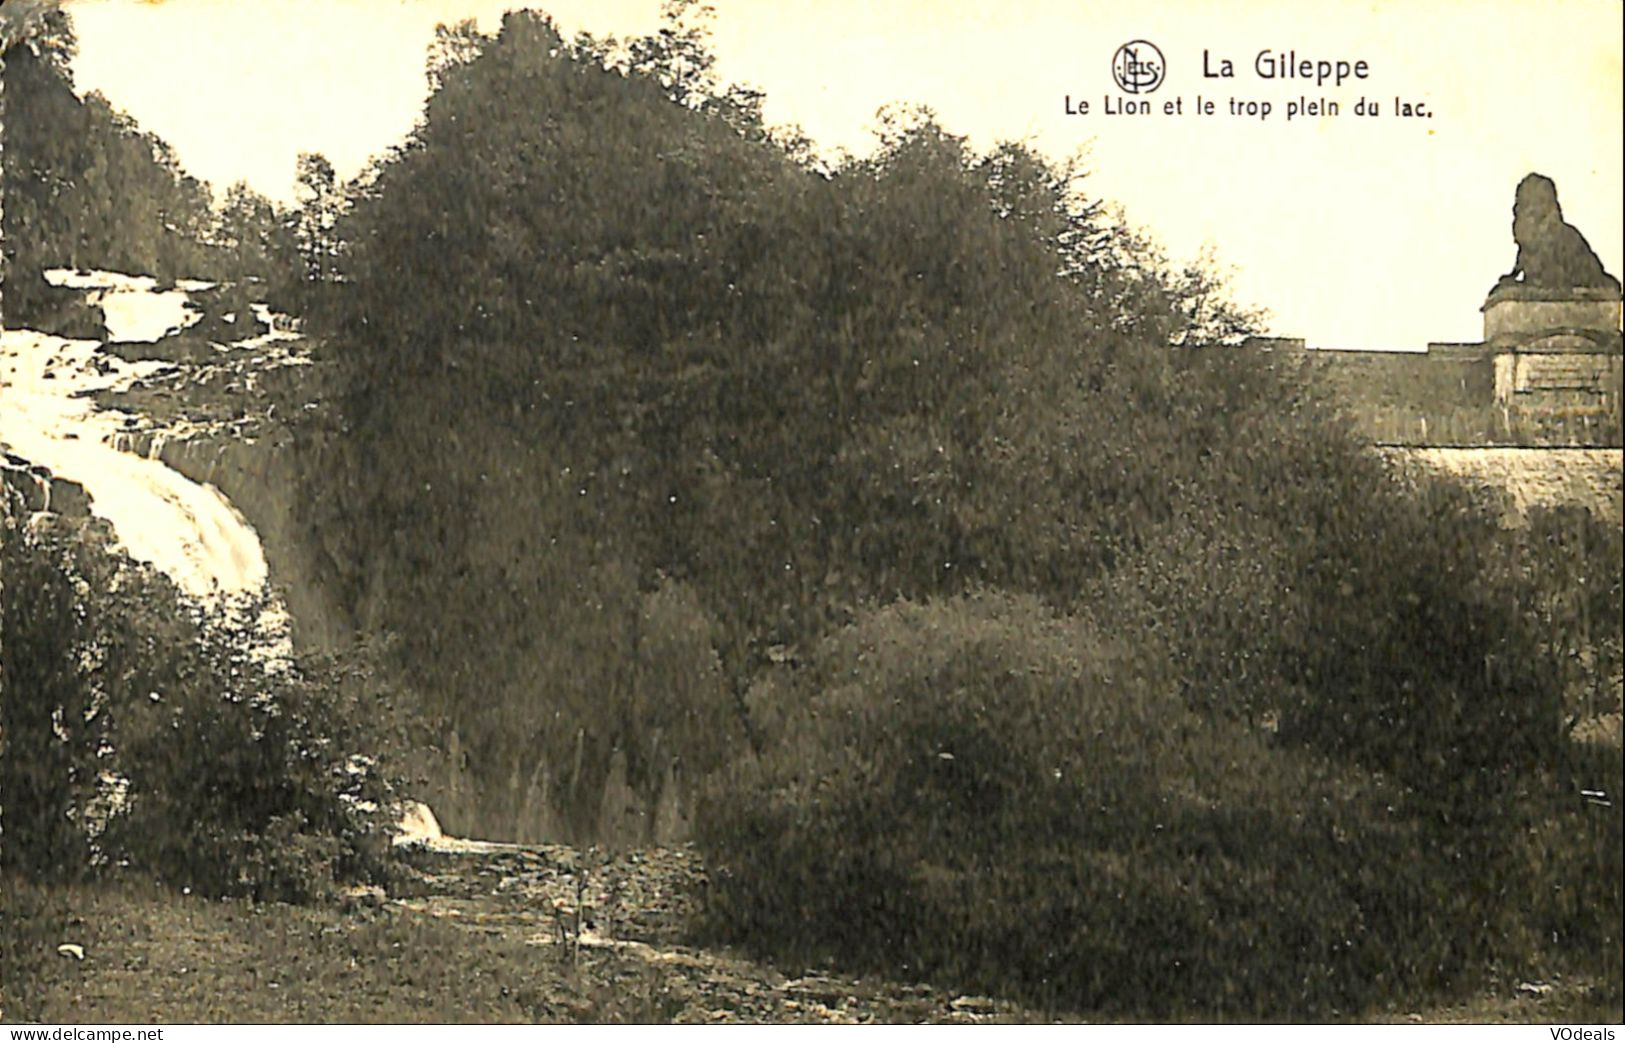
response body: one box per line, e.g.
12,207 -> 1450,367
425,18 -> 489,93
3,7 -> 88,310
290,152 -> 343,284
293,0 -> 1557,859
608,0 -> 717,106
212,180 -> 279,280
3,6 -> 217,320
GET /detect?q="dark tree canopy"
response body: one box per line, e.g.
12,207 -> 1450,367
285,5 -> 1555,853
2,14 -> 217,314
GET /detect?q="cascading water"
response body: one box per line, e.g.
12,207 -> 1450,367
3,269 -> 443,843
0,270 -> 292,655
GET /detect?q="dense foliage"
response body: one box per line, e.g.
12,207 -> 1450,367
295,2 -> 1569,836
279,4 -> 1609,1011
0,494 -> 402,902
697,595 -> 1556,1019
1,15 -> 218,324
299,8 -> 1270,837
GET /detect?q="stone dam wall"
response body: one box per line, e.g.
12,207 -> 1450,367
1247,342 -> 1624,448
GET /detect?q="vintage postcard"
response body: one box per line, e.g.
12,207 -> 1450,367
2,0 -> 1621,1029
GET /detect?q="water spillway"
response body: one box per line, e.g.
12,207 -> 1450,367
1,328 -> 270,598
1,270 -> 294,645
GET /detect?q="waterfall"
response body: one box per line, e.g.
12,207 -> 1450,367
44,268 -> 211,343
0,272 -> 288,657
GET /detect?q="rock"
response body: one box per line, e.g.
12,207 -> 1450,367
46,475 -> 94,518
11,282 -> 109,340
340,884 -> 387,911
948,994 -> 997,1015
0,458 -> 92,517
1,458 -> 48,512
105,334 -> 220,365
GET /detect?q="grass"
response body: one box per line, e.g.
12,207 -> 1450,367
5,861 -> 1618,1025
4,877 -> 673,1024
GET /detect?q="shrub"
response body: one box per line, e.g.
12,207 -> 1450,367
1,512 -> 115,877
1272,465 -> 1565,802
698,594 -> 1547,1020
1,505 -> 402,901
1018,348 -> 1571,807
94,609 -> 406,902
1514,504 -> 1624,726
1521,740 -> 1624,997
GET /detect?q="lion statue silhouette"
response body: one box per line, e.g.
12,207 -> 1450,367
1493,173 -> 1622,295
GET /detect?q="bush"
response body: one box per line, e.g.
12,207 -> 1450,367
94,613 -> 406,902
698,594 -> 1548,1020
1,505 -> 402,901
1523,740 -> 1624,997
1,512 -> 113,877
1514,505 -> 1624,726
1273,466 -> 1565,801
1017,348 -> 1569,805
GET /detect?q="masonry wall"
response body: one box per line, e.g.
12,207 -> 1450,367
1304,349 -> 1503,445
1285,346 -> 1623,447
1500,353 -> 1624,446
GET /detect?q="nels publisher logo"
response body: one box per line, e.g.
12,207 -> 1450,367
1111,40 -> 1165,94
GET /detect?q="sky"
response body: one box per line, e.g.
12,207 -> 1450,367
58,0 -> 1625,350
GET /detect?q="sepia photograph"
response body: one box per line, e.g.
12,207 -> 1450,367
1,0 -> 1621,1028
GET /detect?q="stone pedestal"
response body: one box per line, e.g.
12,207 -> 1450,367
1481,285 -> 1623,350
1479,286 -> 1622,443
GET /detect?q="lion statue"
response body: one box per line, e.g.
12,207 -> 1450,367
1493,173 -> 1621,294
